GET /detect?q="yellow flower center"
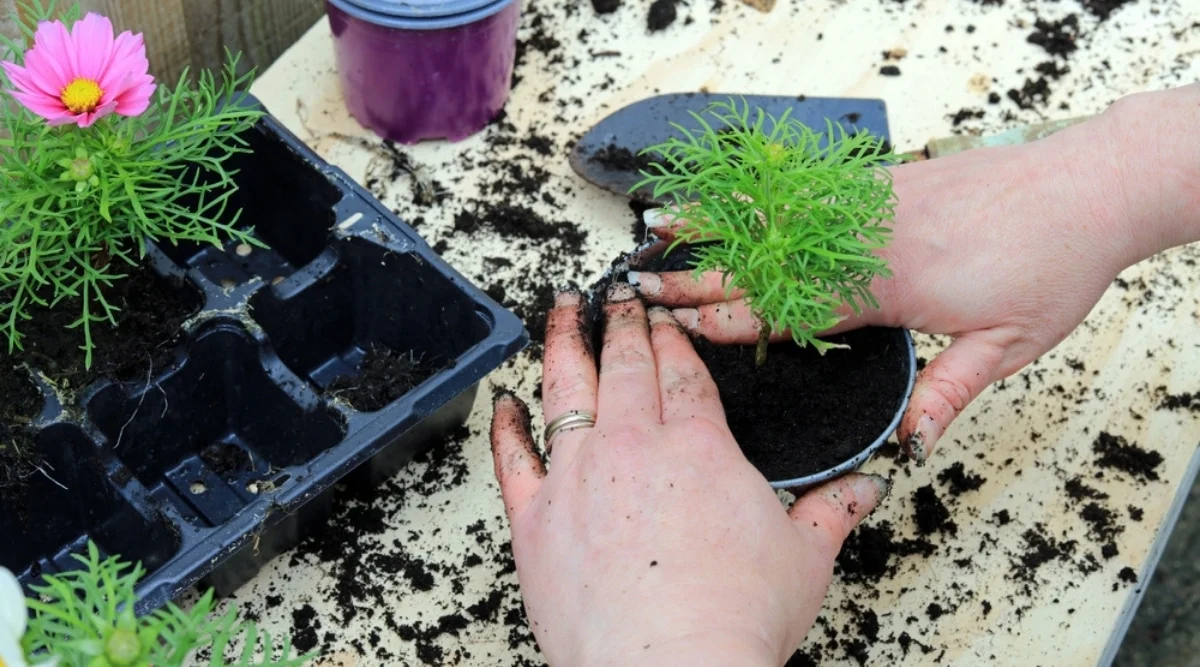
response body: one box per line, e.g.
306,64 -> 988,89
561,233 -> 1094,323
60,77 -> 103,113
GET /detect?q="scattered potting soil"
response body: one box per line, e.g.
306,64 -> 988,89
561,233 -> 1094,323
1158,389 -> 1200,412
591,0 -> 620,14
1007,77 -> 1052,109
1092,431 -> 1164,482
1027,15 -> 1081,56
1035,60 -> 1071,80
937,462 -> 985,496
1081,0 -> 1136,21
835,520 -> 937,584
948,107 -> 985,126
648,0 -> 678,31
327,345 -> 451,413
913,485 -> 957,536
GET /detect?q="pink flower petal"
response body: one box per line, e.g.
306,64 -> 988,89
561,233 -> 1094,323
30,19 -> 77,87
3,59 -> 57,100
71,13 -> 116,82
9,89 -> 72,122
112,77 -> 155,116
98,31 -> 149,93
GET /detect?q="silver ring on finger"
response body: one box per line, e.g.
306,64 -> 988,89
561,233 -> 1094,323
544,410 -> 596,447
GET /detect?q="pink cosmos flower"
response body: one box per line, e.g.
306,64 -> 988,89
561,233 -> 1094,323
1,13 -> 156,128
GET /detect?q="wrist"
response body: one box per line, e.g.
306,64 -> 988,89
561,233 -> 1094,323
1095,84 -> 1200,265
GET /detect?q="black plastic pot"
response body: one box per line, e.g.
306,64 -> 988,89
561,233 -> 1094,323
588,237 -> 915,494
2,94 -> 528,612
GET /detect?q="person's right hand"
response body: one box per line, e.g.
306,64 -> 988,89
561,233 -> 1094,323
627,85 -> 1200,463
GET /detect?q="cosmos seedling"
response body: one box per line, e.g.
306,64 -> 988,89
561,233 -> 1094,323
632,98 -> 898,366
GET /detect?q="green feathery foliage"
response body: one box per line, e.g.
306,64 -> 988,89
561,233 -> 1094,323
632,97 -> 898,365
0,0 -> 266,368
19,541 -> 313,666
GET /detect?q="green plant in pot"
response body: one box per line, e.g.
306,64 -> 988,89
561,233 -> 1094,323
0,0 -> 263,485
618,98 -> 916,489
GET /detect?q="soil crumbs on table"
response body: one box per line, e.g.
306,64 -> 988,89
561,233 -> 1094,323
229,426 -> 543,664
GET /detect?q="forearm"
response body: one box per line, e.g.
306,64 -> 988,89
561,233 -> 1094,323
1097,83 -> 1200,263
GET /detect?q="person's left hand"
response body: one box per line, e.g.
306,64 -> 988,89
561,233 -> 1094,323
489,282 -> 891,667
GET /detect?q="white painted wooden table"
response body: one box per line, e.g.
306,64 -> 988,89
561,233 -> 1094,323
194,1 -> 1200,664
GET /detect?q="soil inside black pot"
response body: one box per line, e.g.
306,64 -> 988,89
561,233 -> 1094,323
0,368 -> 45,489
0,261 -> 203,487
7,261 -> 204,388
326,344 -> 454,413
591,243 -> 911,482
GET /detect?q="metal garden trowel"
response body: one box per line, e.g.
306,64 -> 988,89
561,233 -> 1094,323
568,92 -> 1089,204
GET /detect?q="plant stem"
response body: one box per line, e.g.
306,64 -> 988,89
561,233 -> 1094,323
755,319 -> 769,367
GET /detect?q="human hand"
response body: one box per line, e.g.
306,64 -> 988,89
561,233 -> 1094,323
489,284 -> 890,667
626,93 -> 1195,463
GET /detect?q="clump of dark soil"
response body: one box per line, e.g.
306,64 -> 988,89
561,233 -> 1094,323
1158,389 -> 1200,412
1093,431 -> 1163,482
591,0 -> 620,13
913,485 -> 957,536
590,243 -> 911,482
948,108 -> 985,126
1007,77 -> 1052,109
1081,0 -> 1135,20
879,65 -> 902,76
648,0 -> 677,31
1012,525 -> 1076,581
327,345 -> 451,413
937,462 -> 985,496
1027,15 -> 1081,56
835,520 -> 937,584
1035,60 -> 1071,80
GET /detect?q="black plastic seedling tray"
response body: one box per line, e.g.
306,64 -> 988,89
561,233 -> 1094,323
2,94 -> 528,612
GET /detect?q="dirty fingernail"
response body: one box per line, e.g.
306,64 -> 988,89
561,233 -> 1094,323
627,271 -> 662,296
672,308 -> 699,330
554,289 -> 582,307
647,307 -> 676,326
606,282 -> 636,303
644,208 -> 672,228
907,414 -> 942,465
857,473 -> 892,505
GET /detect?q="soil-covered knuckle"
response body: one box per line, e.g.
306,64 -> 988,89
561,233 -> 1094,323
600,338 -> 656,377
659,368 -> 721,410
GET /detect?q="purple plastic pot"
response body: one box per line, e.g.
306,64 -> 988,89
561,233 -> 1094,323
325,0 -> 521,143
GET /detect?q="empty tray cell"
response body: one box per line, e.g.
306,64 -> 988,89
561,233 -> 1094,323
0,424 -> 180,582
248,238 -> 492,411
87,325 -> 346,526
156,122 -> 343,286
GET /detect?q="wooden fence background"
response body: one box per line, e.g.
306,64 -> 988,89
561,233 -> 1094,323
0,0 -> 324,84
